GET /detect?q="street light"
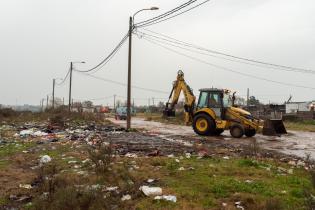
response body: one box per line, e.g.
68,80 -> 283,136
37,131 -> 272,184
127,6 -> 159,130
69,61 -> 85,113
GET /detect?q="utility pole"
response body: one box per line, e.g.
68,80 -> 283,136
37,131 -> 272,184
52,79 -> 55,109
62,97 -> 64,105
152,97 -> 155,106
246,88 -> 249,109
113,94 -> 116,110
68,62 -> 73,113
126,7 -> 158,129
46,95 -> 49,109
126,16 -> 132,130
41,98 -> 44,112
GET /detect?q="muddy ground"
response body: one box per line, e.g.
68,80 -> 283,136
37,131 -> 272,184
109,117 -> 315,160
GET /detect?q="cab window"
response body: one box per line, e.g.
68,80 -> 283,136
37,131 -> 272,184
197,92 -> 208,108
208,93 -> 221,108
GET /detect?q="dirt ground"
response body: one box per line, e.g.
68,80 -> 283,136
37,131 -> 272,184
1,114 -> 315,209
109,117 -> 315,160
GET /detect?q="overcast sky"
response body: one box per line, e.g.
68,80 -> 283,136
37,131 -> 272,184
1,0 -> 314,106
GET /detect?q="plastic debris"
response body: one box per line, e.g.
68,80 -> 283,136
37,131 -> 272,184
125,153 -> 138,158
139,186 -> 162,196
121,194 -> 131,201
147,179 -> 155,183
178,167 -> 185,171
154,195 -> 177,203
175,159 -> 180,163
40,155 -> 52,164
19,184 -> 32,189
106,186 -> 119,192
235,201 -> 244,210
223,156 -> 230,160
185,153 -> 191,159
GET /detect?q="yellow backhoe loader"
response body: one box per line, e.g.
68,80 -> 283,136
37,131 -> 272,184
163,70 -> 287,138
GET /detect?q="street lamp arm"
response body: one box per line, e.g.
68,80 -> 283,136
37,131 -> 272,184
132,7 -> 159,25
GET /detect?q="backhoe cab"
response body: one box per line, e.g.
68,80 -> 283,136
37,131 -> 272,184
164,71 -> 287,138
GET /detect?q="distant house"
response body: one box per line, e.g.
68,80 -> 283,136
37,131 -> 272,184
285,101 -> 315,114
82,107 -> 94,113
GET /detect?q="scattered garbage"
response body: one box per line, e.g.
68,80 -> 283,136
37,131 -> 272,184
121,194 -> 131,201
40,155 -> 52,164
19,184 -> 32,189
297,160 -> 306,167
277,167 -> 293,174
245,180 -> 253,184
154,195 -> 177,203
178,167 -> 185,171
235,201 -> 244,210
147,179 -> 155,183
223,156 -> 230,160
140,186 -> 162,196
125,153 -> 138,158
106,186 -> 119,192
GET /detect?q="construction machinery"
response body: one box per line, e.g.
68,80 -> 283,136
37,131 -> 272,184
163,70 -> 287,138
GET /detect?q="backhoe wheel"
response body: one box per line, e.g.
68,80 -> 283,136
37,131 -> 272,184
245,129 -> 256,137
213,129 -> 224,136
193,114 -> 215,136
230,124 -> 244,138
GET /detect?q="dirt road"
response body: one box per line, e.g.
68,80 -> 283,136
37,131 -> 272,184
109,117 -> 315,159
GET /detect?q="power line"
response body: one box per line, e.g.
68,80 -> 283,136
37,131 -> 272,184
137,30 -> 315,75
139,29 -> 315,74
75,33 -> 128,73
75,71 -> 169,94
137,0 -> 210,28
139,36 -> 315,90
135,0 -> 197,27
55,69 -> 70,86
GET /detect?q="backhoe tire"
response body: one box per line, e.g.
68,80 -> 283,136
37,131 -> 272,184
245,129 -> 256,137
213,129 -> 224,136
230,124 -> 244,138
192,113 -> 215,136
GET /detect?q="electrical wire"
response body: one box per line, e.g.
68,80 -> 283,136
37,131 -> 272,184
135,0 -> 197,27
76,71 -> 169,94
136,31 -> 315,75
75,33 -> 128,73
139,36 -> 315,90
55,69 -> 70,86
83,95 -> 114,101
138,29 -> 315,74
137,0 -> 210,28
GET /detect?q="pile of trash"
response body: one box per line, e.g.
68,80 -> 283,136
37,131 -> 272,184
3,121 -> 191,156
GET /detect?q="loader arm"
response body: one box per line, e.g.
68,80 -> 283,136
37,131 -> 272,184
164,70 -> 196,125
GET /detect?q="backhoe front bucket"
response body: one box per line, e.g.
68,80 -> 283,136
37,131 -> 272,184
262,119 -> 287,136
